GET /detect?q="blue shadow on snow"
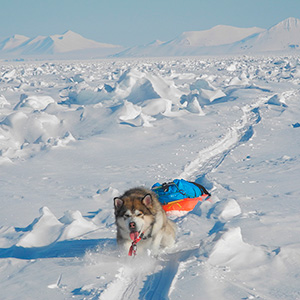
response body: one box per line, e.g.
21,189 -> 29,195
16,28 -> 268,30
0,238 -> 116,260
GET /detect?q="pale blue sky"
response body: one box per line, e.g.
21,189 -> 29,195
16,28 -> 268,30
1,0 -> 300,46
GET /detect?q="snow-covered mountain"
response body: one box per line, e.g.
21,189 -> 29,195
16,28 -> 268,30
0,30 -> 123,58
230,17 -> 300,53
0,34 -> 30,51
115,25 -> 264,57
166,25 -> 265,48
2,17 -> 300,59
115,17 -> 300,57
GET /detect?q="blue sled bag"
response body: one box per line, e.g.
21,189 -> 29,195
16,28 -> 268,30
151,179 -> 211,215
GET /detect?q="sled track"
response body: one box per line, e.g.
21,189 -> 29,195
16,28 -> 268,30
99,248 -> 198,300
179,98 -> 265,181
139,248 -> 199,300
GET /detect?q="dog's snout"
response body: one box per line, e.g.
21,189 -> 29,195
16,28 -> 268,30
129,221 -> 136,230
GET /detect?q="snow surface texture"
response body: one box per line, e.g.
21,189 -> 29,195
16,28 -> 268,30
0,56 -> 300,299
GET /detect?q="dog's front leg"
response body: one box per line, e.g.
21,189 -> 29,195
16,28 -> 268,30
150,233 -> 163,256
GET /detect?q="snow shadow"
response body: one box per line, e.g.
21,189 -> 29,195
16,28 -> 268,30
208,221 -> 225,236
195,175 -> 214,190
0,238 -> 115,260
207,85 -> 271,106
139,248 -> 198,300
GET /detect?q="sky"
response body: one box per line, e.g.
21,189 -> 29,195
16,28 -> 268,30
1,0 -> 300,47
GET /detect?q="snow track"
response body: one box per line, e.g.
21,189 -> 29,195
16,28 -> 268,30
98,247 -> 200,300
140,248 -> 199,300
179,97 -> 265,181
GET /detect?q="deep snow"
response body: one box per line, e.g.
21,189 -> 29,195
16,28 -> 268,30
0,55 -> 300,300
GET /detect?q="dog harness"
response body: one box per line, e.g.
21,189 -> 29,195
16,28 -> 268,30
128,221 -> 154,256
128,231 -> 144,256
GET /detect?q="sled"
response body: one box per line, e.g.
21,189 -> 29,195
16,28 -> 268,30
151,179 -> 211,215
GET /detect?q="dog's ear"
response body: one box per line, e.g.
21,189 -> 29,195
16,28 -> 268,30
114,197 -> 123,210
142,194 -> 152,207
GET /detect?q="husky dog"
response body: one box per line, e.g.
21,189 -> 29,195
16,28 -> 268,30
114,187 -> 176,255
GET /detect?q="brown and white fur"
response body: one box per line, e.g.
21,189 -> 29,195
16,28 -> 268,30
114,187 -> 176,255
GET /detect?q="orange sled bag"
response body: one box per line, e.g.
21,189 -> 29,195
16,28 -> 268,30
151,179 -> 211,216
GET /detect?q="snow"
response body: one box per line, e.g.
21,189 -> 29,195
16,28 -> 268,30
0,55 -> 300,299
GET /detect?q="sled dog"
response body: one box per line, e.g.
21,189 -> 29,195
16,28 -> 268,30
114,187 -> 176,255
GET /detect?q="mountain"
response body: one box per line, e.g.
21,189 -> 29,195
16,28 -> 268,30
2,17 -> 300,59
165,25 -> 265,48
230,17 -> 300,53
115,25 -> 264,57
0,30 -> 123,58
0,34 -> 30,51
115,17 -> 300,57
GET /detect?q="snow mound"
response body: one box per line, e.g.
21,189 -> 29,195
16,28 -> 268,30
0,108 -> 73,161
115,68 -> 183,104
15,94 -> 55,111
58,210 -> 98,241
16,207 -> 100,248
182,77 -> 227,106
208,227 -> 268,269
201,88 -> 226,103
17,207 -> 63,248
58,66 -> 209,128
118,100 -> 142,121
1,69 -> 16,80
0,94 -> 10,107
63,68 -> 183,107
217,199 -> 242,222
185,97 -> 205,115
228,73 -> 250,86
267,94 -> 288,107
141,98 -> 174,116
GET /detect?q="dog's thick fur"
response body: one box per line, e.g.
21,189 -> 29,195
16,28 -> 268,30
114,187 -> 176,255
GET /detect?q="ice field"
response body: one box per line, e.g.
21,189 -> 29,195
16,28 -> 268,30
0,55 -> 300,299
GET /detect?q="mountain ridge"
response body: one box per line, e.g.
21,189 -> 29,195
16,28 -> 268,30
230,17 -> 300,53
0,30 -> 122,58
115,17 -> 300,57
1,17 -> 300,59
114,25 -> 265,57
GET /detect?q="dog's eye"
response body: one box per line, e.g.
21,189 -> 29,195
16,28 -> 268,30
124,214 -> 131,219
136,212 -> 143,217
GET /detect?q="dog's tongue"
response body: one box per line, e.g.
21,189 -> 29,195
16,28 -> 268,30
130,231 -> 139,241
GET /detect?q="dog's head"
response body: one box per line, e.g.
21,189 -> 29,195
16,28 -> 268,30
114,188 -> 156,238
